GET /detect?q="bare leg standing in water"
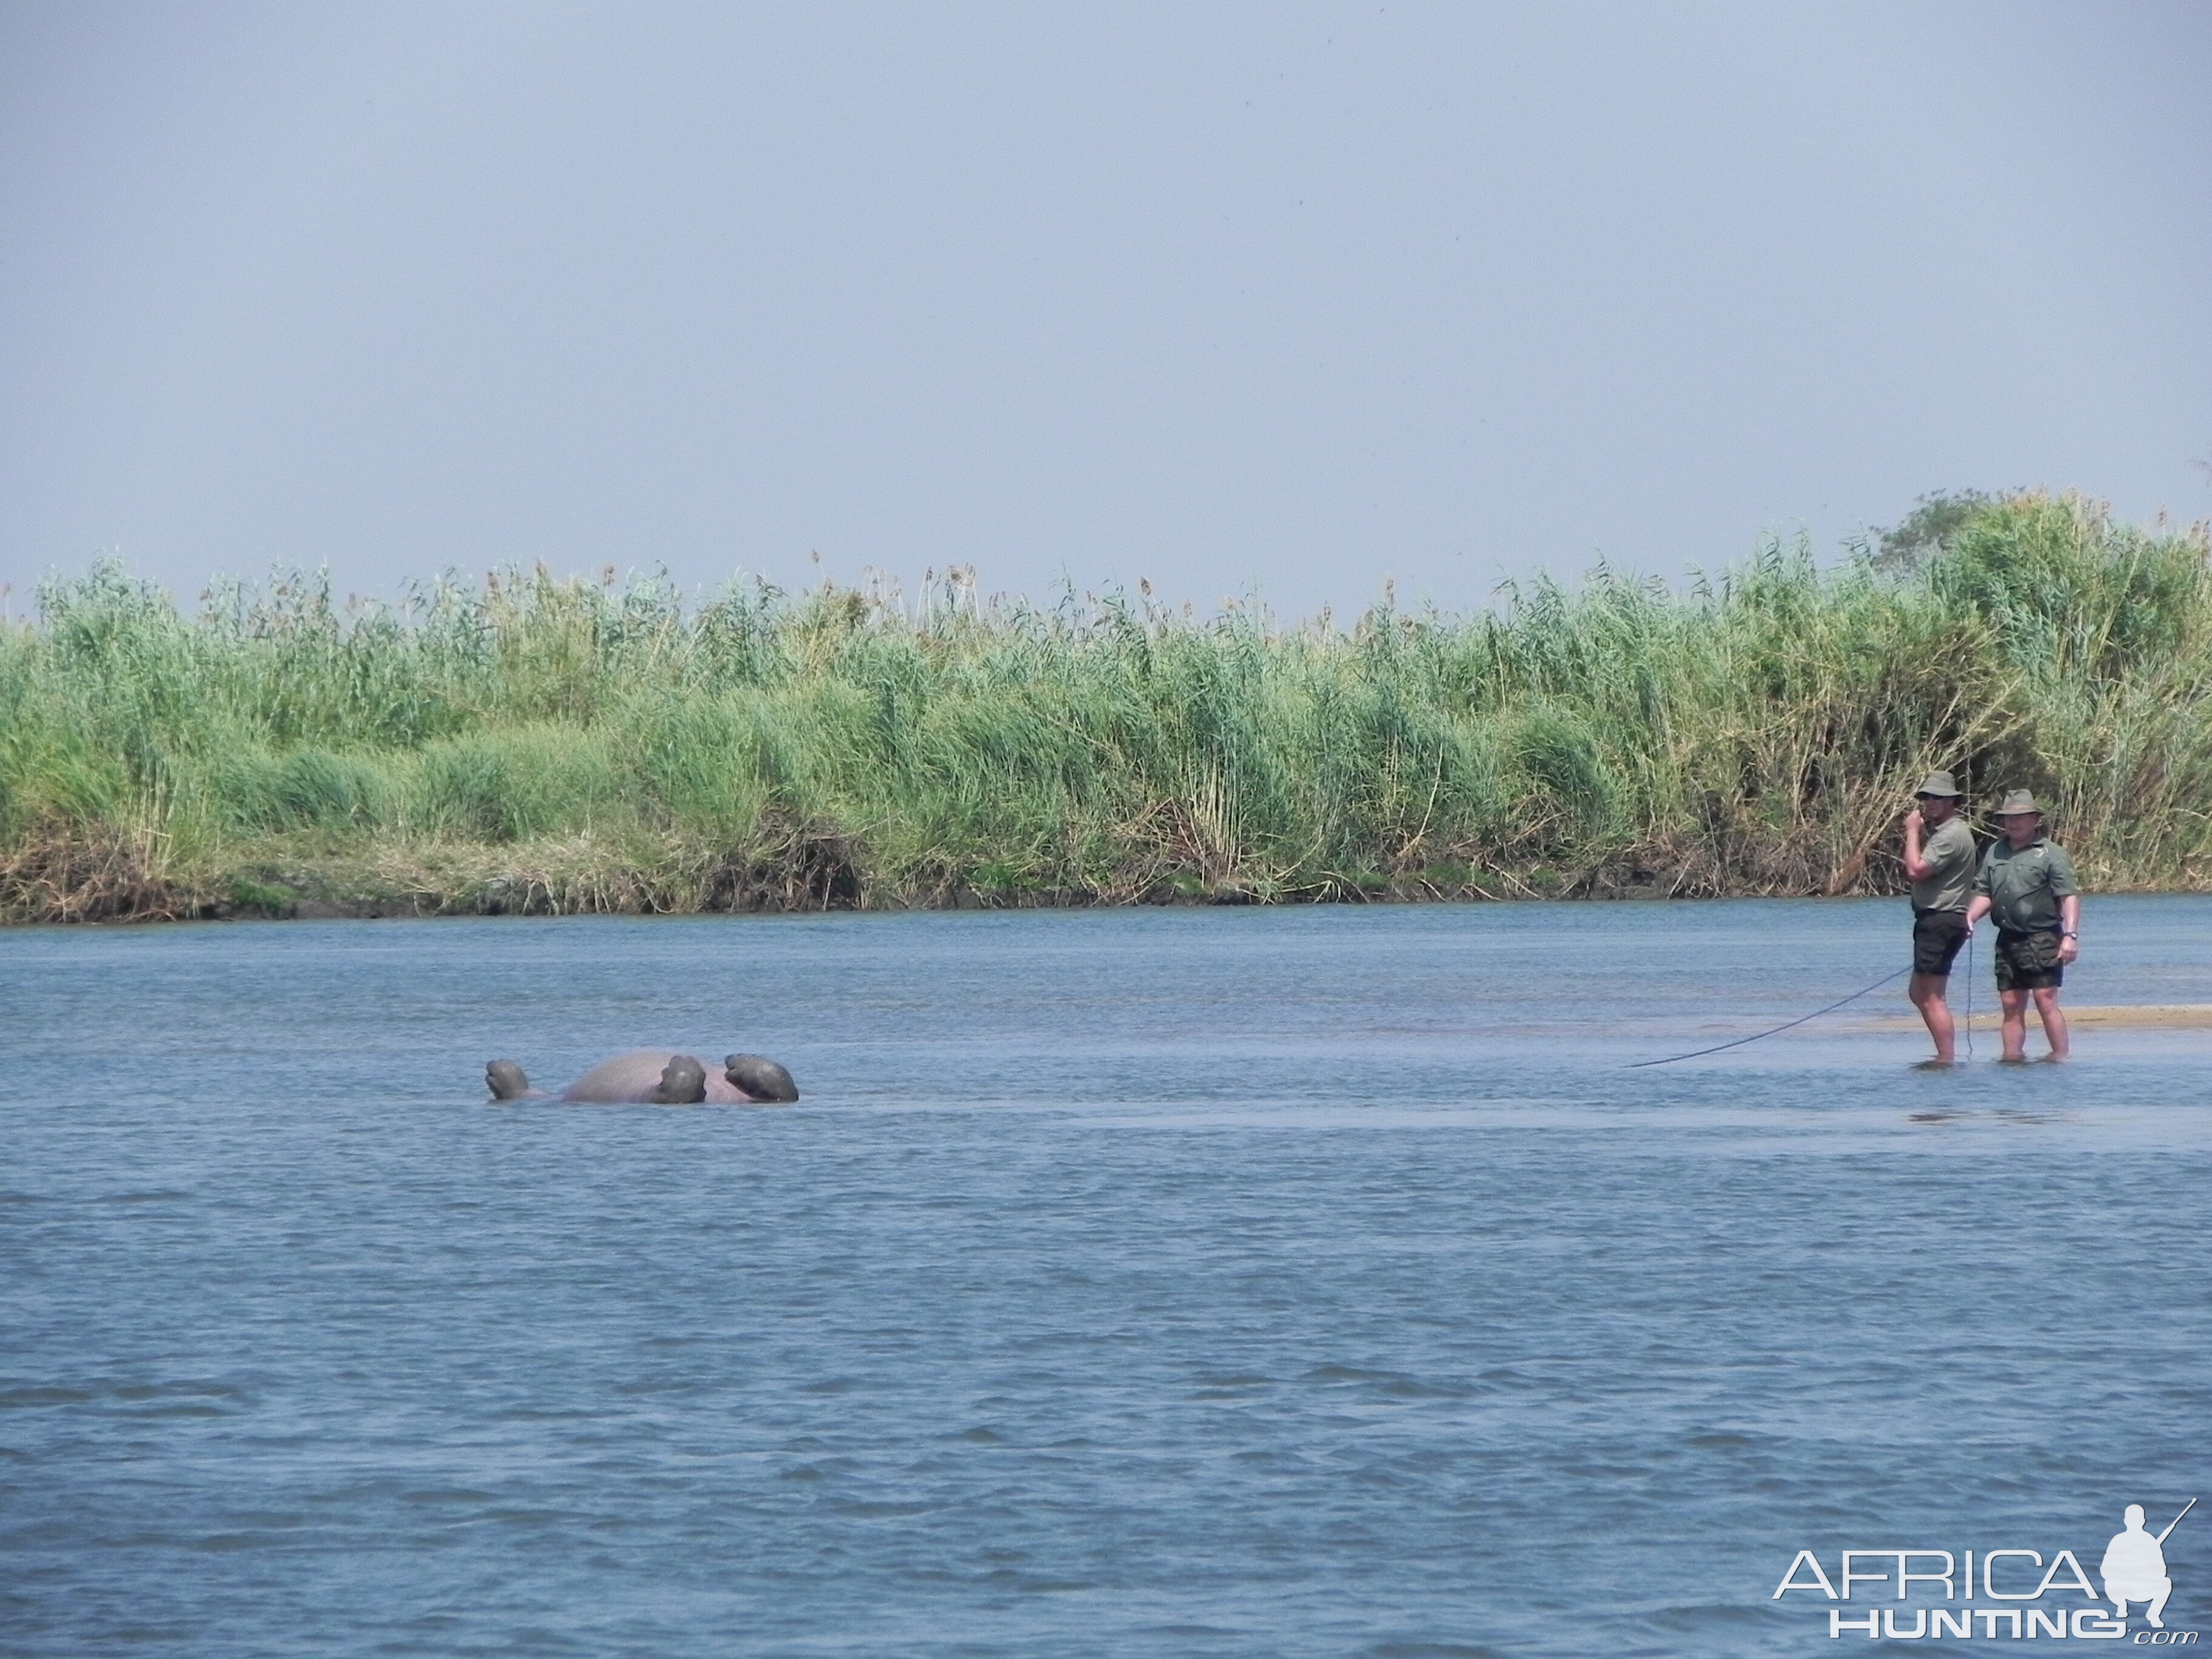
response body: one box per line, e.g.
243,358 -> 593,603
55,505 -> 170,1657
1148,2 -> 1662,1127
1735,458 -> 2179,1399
1909,967 -> 1957,1062
1991,981 -> 2071,1062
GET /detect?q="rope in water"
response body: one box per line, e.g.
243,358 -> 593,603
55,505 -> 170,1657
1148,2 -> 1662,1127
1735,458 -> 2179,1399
1962,930 -> 1976,1062
1627,965 -> 1915,1069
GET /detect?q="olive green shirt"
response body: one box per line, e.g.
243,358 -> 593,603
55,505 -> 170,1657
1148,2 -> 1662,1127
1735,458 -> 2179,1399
1974,835 -> 2080,933
1911,817 -> 1977,913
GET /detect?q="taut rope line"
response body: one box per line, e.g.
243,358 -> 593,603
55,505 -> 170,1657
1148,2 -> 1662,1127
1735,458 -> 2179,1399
1627,965 -> 1914,1069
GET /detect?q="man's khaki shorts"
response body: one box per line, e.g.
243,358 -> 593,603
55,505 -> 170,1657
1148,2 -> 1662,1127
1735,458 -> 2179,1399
1994,928 -> 2063,991
1912,909 -> 1969,977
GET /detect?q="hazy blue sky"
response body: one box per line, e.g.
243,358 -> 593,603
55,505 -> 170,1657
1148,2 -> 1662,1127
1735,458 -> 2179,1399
3,2 -> 2207,618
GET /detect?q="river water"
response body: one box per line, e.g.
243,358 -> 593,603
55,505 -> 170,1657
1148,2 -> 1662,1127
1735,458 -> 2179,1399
4,898 -> 2209,1657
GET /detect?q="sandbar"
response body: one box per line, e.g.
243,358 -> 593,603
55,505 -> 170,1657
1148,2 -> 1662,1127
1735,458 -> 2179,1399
1856,1004 -> 2212,1032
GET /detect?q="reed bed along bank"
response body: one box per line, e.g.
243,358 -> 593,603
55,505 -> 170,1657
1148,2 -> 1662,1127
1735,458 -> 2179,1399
3,491 -> 2209,922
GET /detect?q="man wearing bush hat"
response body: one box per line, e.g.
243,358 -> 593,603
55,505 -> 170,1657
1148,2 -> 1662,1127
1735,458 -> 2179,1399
1965,789 -> 2081,1061
1900,769 -> 1977,1064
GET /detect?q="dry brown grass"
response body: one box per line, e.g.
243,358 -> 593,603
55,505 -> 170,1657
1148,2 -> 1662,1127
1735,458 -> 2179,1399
0,820 -> 195,922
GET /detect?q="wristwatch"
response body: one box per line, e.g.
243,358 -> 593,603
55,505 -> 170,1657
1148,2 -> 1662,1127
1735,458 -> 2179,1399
2060,930 -> 2079,938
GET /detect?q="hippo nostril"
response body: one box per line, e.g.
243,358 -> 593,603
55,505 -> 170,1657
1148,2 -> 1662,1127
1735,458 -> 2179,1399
724,1053 -> 800,1103
486,1059 -> 533,1101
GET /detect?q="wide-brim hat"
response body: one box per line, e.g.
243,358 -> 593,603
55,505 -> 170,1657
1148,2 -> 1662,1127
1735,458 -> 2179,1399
1913,769 -> 1961,799
1992,788 -> 2043,818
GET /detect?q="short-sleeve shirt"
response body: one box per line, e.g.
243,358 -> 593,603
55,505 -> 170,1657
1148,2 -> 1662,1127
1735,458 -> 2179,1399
1974,836 -> 2079,933
1911,818 -> 1977,913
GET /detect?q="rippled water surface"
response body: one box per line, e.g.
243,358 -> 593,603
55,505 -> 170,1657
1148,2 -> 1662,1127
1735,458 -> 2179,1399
5,898 -> 2210,1657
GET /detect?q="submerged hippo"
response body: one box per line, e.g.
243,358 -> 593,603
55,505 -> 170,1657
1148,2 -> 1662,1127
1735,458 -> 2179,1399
486,1051 -> 801,1105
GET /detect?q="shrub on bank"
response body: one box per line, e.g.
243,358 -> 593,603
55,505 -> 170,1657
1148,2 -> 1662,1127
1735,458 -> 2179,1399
2,491 -> 2207,920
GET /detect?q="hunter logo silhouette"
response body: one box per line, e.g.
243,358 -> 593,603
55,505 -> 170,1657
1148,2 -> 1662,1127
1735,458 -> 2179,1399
2105,1500 -> 2193,1630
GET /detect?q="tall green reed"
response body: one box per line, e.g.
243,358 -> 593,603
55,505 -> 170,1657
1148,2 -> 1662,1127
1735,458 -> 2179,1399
3,491 -> 2207,919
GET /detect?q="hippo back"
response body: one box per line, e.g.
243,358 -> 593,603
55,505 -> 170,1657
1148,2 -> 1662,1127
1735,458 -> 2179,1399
560,1050 -> 752,1104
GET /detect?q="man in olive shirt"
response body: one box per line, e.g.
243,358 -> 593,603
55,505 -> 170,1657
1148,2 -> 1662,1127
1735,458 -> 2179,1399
1964,789 -> 2082,1061
1900,769 -> 1977,1064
